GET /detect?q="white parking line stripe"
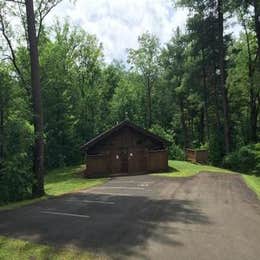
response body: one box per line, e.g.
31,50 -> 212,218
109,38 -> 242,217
138,184 -> 149,187
110,181 -> 136,183
96,186 -> 146,190
65,199 -> 115,205
88,191 -> 132,196
111,181 -> 154,184
41,211 -> 90,218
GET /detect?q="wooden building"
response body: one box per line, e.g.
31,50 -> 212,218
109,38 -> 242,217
185,148 -> 208,164
81,120 -> 169,177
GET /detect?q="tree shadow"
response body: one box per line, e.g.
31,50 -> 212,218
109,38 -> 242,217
0,192 -> 210,259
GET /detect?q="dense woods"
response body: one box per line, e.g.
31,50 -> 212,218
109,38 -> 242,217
0,0 -> 259,203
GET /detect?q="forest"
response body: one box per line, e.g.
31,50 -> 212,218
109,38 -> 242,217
0,0 -> 259,204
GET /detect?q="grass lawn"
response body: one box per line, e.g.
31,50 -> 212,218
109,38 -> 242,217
0,236 -> 96,260
242,174 -> 260,198
0,165 -> 107,211
154,160 -> 233,177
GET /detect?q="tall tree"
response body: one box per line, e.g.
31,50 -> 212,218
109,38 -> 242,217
217,0 -> 231,153
161,28 -> 190,147
25,0 -> 44,197
128,32 -> 160,128
252,0 -> 260,142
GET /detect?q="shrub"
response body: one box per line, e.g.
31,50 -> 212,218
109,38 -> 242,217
149,124 -> 185,160
0,153 -> 32,204
223,143 -> 260,174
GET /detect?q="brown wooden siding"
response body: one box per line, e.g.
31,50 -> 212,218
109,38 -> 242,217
85,149 -> 168,176
185,149 -> 208,164
86,154 -> 108,175
148,150 -> 168,172
84,123 -> 168,176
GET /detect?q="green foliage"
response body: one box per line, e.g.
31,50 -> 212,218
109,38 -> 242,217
0,0 -> 260,204
0,64 -> 33,204
223,144 -> 260,174
209,130 -> 225,165
149,124 -> 185,160
0,154 -> 32,204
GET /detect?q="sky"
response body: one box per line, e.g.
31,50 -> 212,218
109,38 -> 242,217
47,0 -> 241,63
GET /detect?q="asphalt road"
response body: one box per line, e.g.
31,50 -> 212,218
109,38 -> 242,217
0,173 -> 260,260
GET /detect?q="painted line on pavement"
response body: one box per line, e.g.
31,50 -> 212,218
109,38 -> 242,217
88,191 -> 132,196
65,199 -> 115,205
41,211 -> 90,218
96,186 -> 146,190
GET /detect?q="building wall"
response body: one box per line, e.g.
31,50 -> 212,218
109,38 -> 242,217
85,126 -> 168,176
148,150 -> 168,172
85,154 -> 108,176
85,149 -> 168,176
185,149 -> 208,164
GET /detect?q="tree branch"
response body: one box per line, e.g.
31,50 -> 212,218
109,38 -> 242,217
0,9 -> 30,96
36,0 -> 63,41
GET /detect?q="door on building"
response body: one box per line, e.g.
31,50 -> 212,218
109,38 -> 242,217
120,149 -> 128,173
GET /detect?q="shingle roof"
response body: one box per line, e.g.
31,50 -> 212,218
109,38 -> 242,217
80,120 -> 170,151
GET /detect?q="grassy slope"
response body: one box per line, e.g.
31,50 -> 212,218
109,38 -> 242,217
242,174 -> 260,198
0,236 -> 95,260
44,165 -> 106,196
0,165 -> 106,211
154,160 -> 233,177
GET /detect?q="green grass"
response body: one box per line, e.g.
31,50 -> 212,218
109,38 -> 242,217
0,165 -> 107,211
242,174 -> 260,198
154,160 -> 233,177
0,236 -> 97,260
44,165 -> 106,196
0,165 -> 107,259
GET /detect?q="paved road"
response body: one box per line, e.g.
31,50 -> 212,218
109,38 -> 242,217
0,173 -> 260,260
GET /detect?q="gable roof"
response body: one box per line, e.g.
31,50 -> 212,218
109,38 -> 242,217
80,120 -> 170,151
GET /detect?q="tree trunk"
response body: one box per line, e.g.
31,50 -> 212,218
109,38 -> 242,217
250,93 -> 258,142
242,14 -> 258,142
253,0 -> 260,62
253,0 -> 260,142
199,107 -> 204,144
0,107 -> 3,169
213,61 -> 221,130
180,98 -> 189,148
25,0 -> 44,197
202,48 -> 209,141
147,77 -> 152,128
217,0 -> 231,153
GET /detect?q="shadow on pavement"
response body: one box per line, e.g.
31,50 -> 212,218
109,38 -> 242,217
0,193 -> 210,258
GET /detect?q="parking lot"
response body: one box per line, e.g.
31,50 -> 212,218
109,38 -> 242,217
0,173 -> 260,260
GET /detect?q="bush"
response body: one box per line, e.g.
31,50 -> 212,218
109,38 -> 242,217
149,124 -> 185,160
0,153 -> 32,204
223,143 -> 260,174
209,131 -> 225,165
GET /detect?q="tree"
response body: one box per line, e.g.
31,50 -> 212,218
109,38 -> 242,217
128,32 -> 160,128
161,28 -> 190,147
0,0 -> 63,197
177,0 -> 233,153
217,0 -> 231,153
25,0 -> 44,197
